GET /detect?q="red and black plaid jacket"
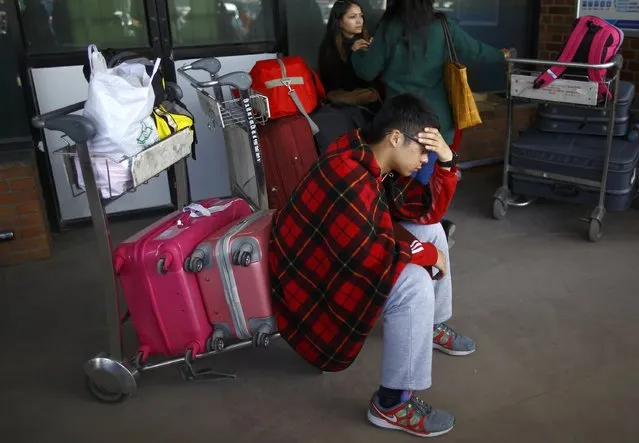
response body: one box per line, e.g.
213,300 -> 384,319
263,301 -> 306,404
269,130 -> 458,372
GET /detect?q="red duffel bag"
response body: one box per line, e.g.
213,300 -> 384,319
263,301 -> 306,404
249,56 -> 325,134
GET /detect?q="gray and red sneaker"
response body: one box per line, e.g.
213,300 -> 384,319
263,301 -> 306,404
433,323 -> 476,356
367,391 -> 455,438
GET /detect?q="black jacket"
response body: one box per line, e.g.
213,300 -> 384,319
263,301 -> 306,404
319,35 -> 374,93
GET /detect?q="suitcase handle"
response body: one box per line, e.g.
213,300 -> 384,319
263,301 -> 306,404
551,184 -> 580,197
177,203 -> 212,227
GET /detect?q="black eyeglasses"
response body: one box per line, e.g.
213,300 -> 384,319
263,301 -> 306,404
401,132 -> 429,154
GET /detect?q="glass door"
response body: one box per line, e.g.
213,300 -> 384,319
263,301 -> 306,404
0,0 -> 30,145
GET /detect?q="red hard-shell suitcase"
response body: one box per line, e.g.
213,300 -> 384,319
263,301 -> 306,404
187,210 -> 276,350
258,115 -> 318,210
113,198 -> 252,360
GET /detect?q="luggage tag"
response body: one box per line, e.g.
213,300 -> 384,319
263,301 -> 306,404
176,203 -> 211,228
176,199 -> 242,227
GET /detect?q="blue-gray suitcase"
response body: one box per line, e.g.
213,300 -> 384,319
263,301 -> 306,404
536,80 -> 635,137
510,126 -> 639,211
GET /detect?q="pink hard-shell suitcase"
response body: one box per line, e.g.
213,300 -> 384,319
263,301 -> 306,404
113,198 -> 252,361
187,209 -> 276,350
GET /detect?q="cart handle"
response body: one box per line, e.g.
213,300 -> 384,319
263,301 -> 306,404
177,69 -> 219,89
177,68 -> 253,91
505,54 -> 623,70
178,59 -> 222,88
32,101 -> 96,144
31,100 -> 85,129
165,82 -> 183,101
186,58 -> 222,76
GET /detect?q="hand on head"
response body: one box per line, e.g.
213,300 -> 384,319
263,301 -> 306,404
416,128 -> 453,163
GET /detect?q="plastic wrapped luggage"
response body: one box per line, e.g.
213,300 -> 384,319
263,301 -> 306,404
187,210 -> 276,350
113,198 -> 252,359
537,81 -> 635,137
258,115 -> 319,210
510,126 -> 639,211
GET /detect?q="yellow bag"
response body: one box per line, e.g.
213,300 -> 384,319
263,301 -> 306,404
152,101 -> 195,140
440,17 -> 482,130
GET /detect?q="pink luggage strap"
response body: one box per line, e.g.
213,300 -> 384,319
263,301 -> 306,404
535,20 -> 590,89
588,29 -> 610,99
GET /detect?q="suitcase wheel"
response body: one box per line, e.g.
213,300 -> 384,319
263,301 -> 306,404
157,257 -> 169,275
185,248 -> 207,273
206,336 -> 225,352
190,257 -> 204,273
252,332 -> 270,348
232,245 -> 253,267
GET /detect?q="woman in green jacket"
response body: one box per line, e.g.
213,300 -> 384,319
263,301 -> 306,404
351,0 -> 510,185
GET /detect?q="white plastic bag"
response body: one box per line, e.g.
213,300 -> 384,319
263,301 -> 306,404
83,45 -> 161,162
73,115 -> 159,198
74,155 -> 132,199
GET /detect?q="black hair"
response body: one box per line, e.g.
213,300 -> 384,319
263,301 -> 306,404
318,0 -> 369,68
377,0 -> 440,56
361,93 -> 440,144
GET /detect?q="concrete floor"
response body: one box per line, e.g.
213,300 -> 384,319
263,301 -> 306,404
1,166 -> 639,443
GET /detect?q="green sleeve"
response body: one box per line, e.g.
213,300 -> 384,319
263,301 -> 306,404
350,25 -> 390,82
449,20 -> 505,65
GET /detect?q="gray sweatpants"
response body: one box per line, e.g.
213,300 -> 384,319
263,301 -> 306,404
379,222 -> 452,391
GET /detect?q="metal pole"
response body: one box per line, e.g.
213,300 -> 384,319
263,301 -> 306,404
173,158 -> 190,209
238,89 -> 268,211
502,60 -> 515,190
139,333 -> 281,373
598,75 -> 620,209
75,142 -> 123,362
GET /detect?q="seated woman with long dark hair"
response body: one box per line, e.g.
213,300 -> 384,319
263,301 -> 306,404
317,0 -> 382,113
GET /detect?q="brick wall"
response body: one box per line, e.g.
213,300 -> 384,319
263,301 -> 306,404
0,151 -> 52,266
538,0 -> 639,87
462,3 -> 639,163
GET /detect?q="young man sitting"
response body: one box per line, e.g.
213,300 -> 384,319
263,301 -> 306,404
268,94 -> 474,438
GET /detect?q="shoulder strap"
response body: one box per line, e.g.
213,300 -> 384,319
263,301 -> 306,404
276,57 -> 320,135
534,17 -> 593,89
440,16 -> 458,63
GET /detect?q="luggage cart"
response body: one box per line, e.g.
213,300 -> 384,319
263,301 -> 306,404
492,54 -> 624,242
177,58 -> 271,212
31,83 -> 278,404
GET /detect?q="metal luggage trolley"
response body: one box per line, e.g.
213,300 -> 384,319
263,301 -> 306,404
31,80 -> 274,404
492,54 -> 624,242
177,58 -> 271,212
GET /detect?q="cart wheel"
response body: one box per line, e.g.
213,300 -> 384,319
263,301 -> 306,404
85,376 -> 129,404
492,198 -> 508,220
588,218 -> 603,242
